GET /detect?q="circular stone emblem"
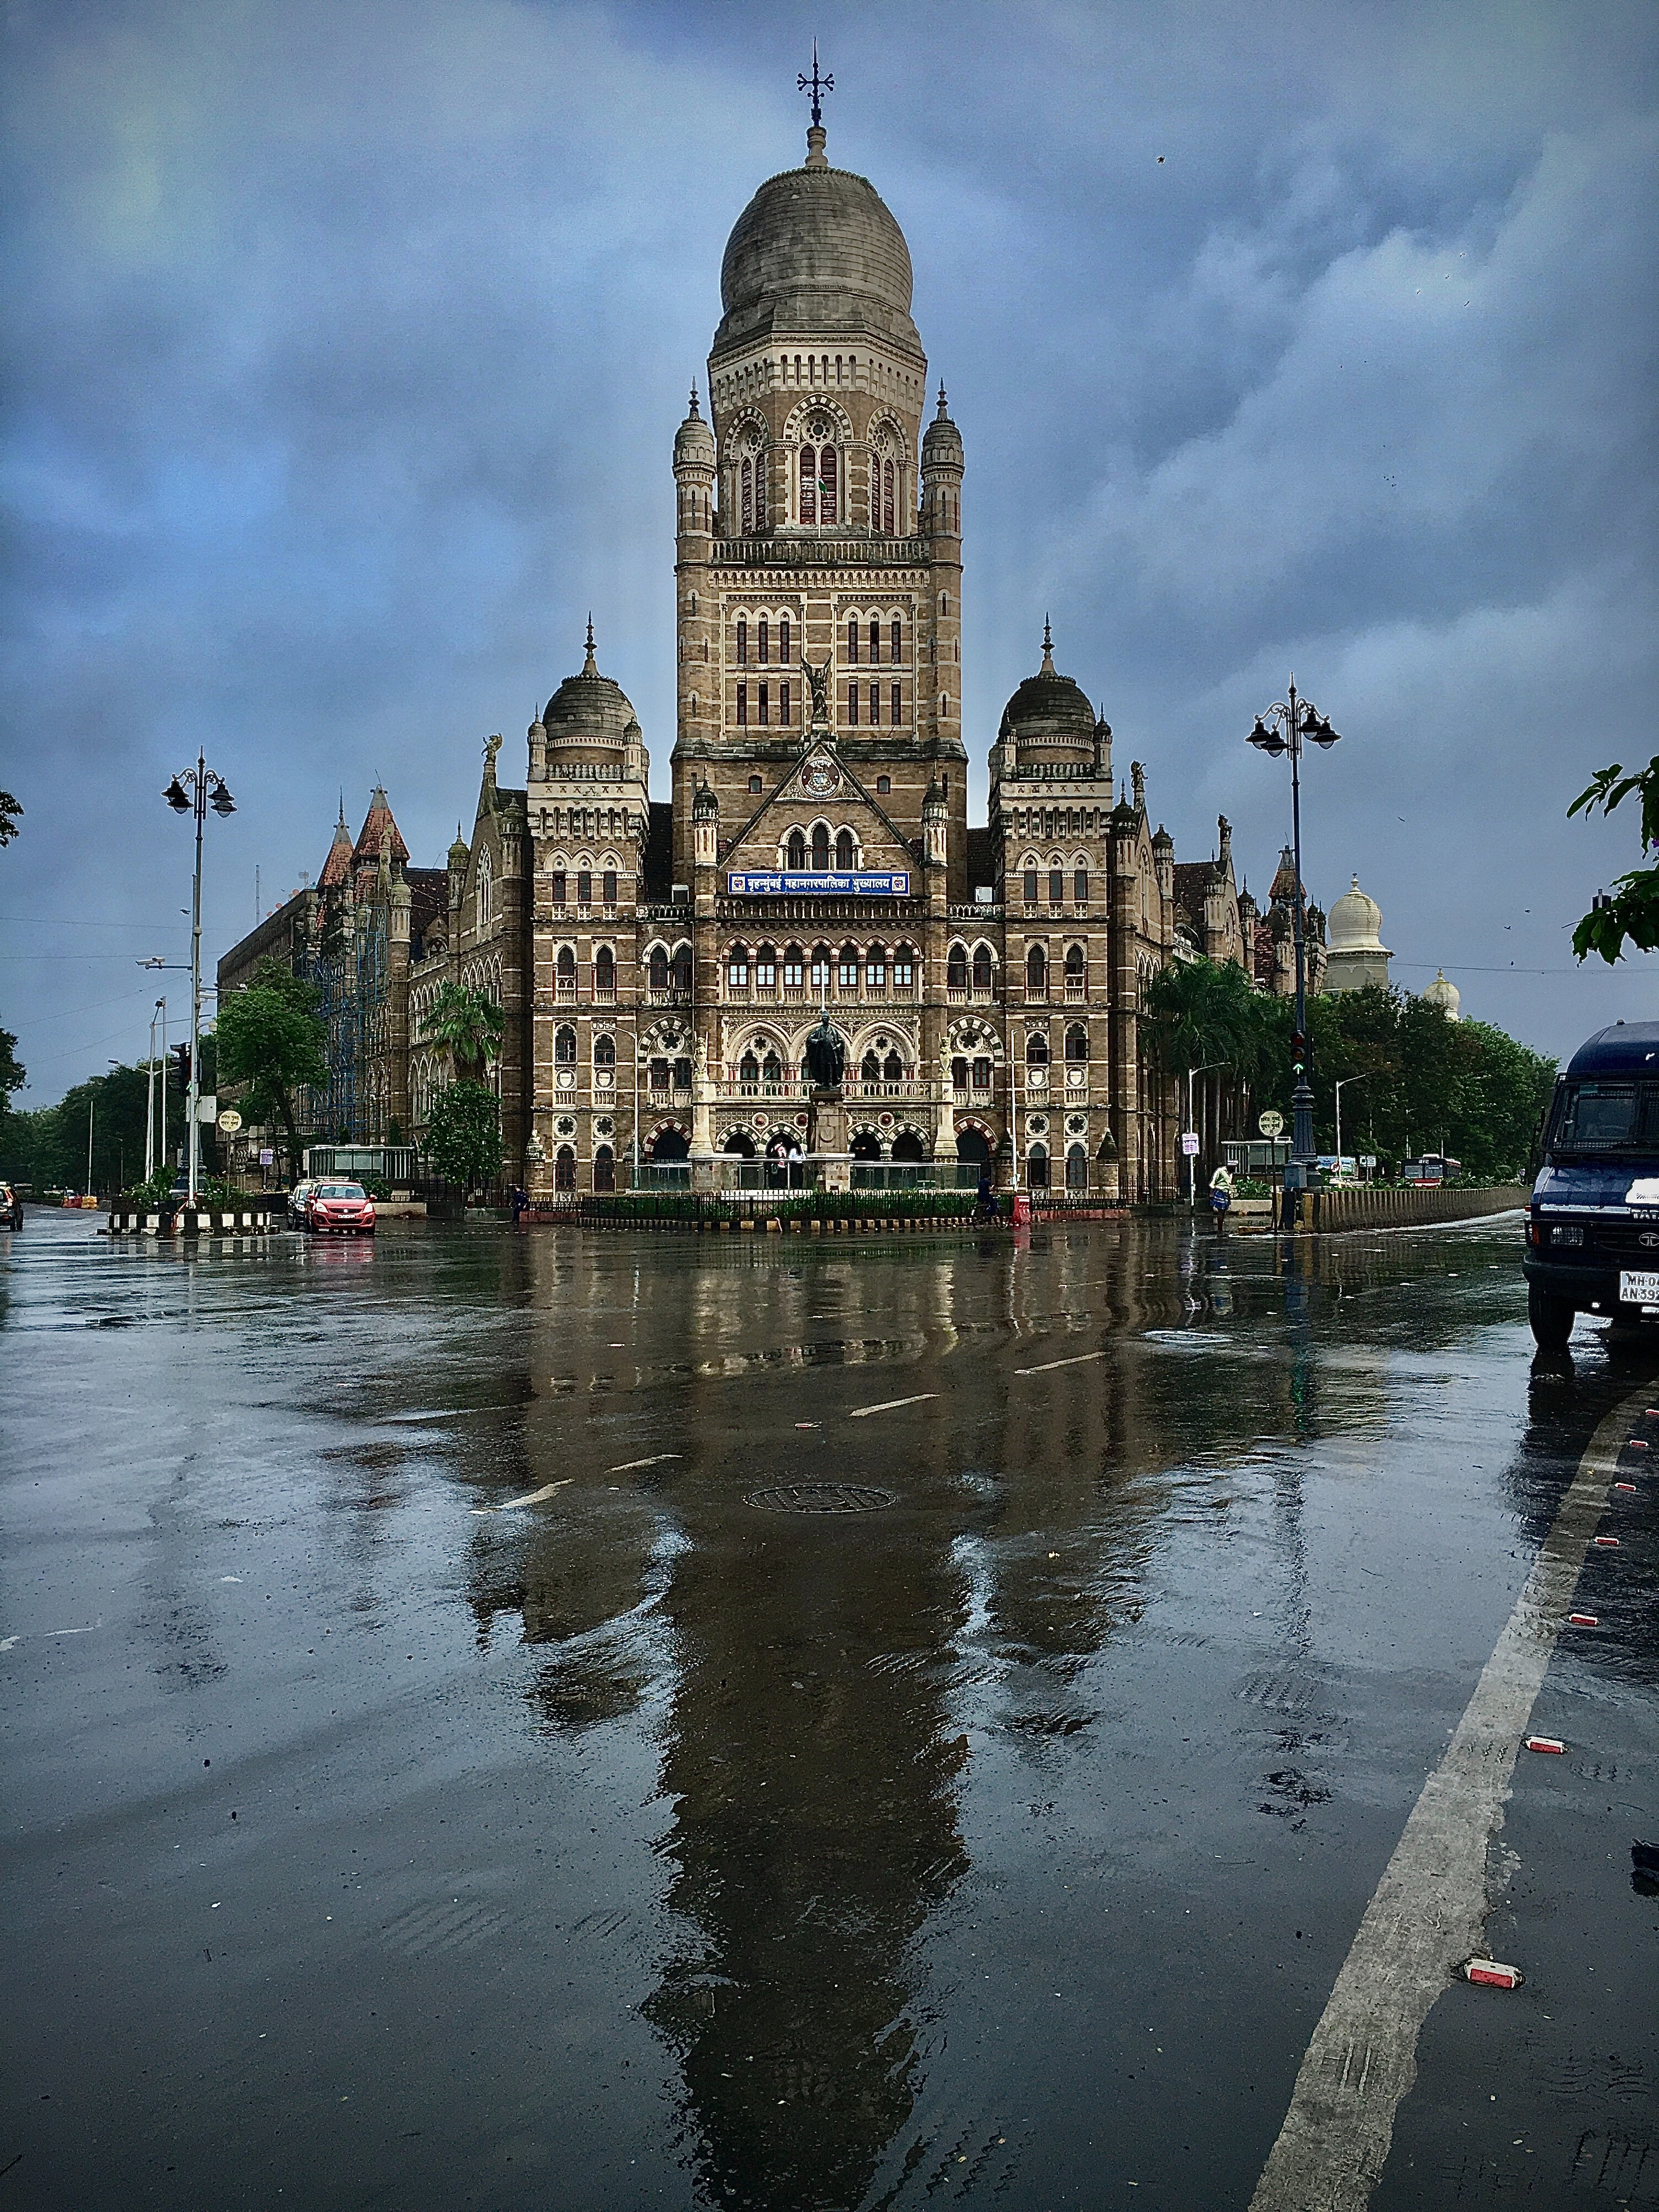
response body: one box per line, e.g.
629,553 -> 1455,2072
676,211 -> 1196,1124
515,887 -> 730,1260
802,755 -> 842,796
746,1482 -> 896,1514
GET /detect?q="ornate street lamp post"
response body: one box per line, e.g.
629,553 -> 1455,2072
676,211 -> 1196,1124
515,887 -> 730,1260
1246,680 -> 1340,1183
163,754 -> 236,1204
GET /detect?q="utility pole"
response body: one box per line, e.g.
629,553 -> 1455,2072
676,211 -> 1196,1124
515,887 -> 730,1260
86,1091 -> 95,1197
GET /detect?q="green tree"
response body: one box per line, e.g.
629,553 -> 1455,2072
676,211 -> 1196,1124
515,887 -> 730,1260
1568,755 -> 1659,963
215,957 -> 328,1172
420,980 -> 504,1082
0,790 -> 20,848
425,1080 -> 501,1195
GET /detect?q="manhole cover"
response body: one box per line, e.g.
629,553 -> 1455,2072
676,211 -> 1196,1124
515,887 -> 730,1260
746,1482 -> 896,1514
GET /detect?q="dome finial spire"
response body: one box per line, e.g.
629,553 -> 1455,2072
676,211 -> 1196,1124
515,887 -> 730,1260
1041,615 -> 1055,674
583,614 -> 597,674
687,381 -> 700,419
798,39 -> 832,166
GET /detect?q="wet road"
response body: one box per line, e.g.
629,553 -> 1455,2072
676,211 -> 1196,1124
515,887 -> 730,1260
2,1207 -> 1655,2212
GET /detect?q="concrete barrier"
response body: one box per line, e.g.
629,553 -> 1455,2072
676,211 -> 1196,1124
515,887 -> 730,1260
1310,1183 -> 1527,1233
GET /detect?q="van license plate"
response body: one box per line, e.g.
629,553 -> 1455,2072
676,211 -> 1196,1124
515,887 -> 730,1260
1618,1270 -> 1659,1305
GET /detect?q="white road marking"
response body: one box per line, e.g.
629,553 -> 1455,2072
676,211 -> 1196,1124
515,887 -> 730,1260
47,1626 -> 96,1637
472,1479 -> 574,1515
0,1636 -> 20,1651
1248,1385 -> 1645,2212
1014,1350 -> 1108,1375
848,1392 -> 937,1419
606,1453 -> 682,1474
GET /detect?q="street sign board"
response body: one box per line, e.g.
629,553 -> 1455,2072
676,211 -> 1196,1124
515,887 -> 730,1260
1258,1109 -> 1285,1138
1181,1131 -> 1200,1156
1359,1154 -> 1378,1169
258,1149 -> 274,1167
217,1108 -> 242,1133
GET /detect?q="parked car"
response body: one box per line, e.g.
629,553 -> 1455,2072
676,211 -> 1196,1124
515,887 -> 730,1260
304,1181 -> 376,1235
1,1182 -> 22,1231
287,1179 -> 319,1226
1525,1019 -> 1659,1347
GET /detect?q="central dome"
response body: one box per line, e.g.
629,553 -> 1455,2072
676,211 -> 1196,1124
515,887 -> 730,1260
713,146 -> 920,359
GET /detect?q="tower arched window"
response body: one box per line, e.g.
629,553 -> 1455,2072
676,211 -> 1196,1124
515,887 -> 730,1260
834,828 -> 855,870
671,943 -> 693,994
972,944 -> 994,994
799,445 -> 815,525
648,945 -> 669,993
819,443 -> 837,524
947,944 -> 969,992
811,824 -> 831,870
736,616 -> 747,666
741,458 -> 754,535
869,616 -> 881,664
594,946 -> 615,997
778,616 -> 791,665
891,616 -> 902,663
1026,944 -> 1047,997
882,458 -> 895,536
847,615 -> 859,664
786,830 -> 807,870
758,615 -> 769,666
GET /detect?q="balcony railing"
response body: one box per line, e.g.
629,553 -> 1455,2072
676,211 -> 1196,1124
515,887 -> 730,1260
645,986 -> 692,1006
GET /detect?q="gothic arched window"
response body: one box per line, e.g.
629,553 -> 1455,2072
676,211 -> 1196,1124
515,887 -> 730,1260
861,1051 -> 881,1084
741,458 -> 754,535
648,945 -> 668,993
555,1024 -> 577,1064
556,945 -> 576,989
736,616 -> 747,666
883,1048 -> 903,1082
739,1051 -> 759,1085
779,616 -> 791,665
865,943 -> 887,991
670,943 -> 693,994
869,617 -> 881,665
847,615 -> 859,664
594,946 -> 616,996
1065,944 -> 1086,991
786,830 -> 807,870
761,1048 -> 782,1084
838,943 -> 858,990
819,443 -> 837,524
1026,1031 -> 1050,1066
947,945 -> 969,992
972,944 -> 994,994
835,829 -> 855,870
883,458 -> 895,536
1065,1022 -> 1090,1062
809,943 -> 832,995
758,615 -> 769,666
1026,944 -> 1047,997
594,1033 -> 616,1068
811,823 -> 831,870
891,616 -> 902,663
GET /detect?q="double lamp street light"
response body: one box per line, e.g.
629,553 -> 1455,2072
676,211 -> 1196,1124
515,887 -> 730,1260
1247,679 -> 1340,1188
163,754 -> 236,1204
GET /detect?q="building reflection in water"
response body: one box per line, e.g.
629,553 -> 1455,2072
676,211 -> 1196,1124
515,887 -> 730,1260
450,1218 -> 1474,2208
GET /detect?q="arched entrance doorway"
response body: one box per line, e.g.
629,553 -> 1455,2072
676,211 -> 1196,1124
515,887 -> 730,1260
1027,1143 -> 1049,1190
1065,1143 -> 1088,1192
955,1126 -> 992,1169
593,1145 -> 615,1193
723,1130 -> 756,1159
648,1127 -> 689,1161
891,1128 -> 927,1163
555,1146 -> 577,1190
850,1131 -> 883,1161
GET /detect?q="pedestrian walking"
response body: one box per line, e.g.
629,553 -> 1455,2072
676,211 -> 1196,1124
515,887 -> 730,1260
510,1185 -> 529,1224
1208,1161 -> 1233,1235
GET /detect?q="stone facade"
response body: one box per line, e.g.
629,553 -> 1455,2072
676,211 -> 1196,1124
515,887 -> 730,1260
225,120 -> 1374,1199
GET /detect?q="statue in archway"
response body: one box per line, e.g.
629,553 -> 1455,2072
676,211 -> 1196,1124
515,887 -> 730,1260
803,1008 -> 845,1094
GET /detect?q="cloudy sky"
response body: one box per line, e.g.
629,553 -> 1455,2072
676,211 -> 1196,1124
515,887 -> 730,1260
3,0 -> 1655,1098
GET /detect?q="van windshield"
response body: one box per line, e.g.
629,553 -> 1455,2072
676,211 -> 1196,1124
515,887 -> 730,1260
1550,1080 -> 1654,1153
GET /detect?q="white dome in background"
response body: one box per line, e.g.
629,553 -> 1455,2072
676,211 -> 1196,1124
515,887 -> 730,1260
1328,874 -> 1387,955
1423,968 -> 1462,1020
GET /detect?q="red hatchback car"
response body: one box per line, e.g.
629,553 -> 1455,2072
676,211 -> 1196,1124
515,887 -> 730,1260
304,1181 -> 376,1235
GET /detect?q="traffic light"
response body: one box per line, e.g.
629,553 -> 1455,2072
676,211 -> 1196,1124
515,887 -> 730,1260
172,1042 -> 191,1089
1291,1030 -> 1308,1077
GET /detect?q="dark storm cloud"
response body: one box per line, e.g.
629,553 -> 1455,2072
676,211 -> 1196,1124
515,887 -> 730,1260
2,0 -> 1655,1091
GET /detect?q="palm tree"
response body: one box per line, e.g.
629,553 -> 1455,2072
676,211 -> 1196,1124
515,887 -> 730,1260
1146,957 -> 1269,1159
420,981 -> 504,1084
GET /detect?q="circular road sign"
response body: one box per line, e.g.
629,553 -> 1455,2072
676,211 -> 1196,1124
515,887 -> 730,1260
217,1108 -> 243,1134
1258,1109 -> 1285,1139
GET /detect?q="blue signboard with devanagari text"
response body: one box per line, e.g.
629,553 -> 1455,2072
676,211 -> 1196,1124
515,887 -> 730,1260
726,870 -> 910,897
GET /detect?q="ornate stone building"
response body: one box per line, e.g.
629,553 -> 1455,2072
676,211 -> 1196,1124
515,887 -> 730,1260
230,115 -> 1343,1199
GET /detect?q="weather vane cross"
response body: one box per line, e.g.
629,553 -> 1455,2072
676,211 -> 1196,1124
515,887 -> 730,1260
797,40 -> 833,128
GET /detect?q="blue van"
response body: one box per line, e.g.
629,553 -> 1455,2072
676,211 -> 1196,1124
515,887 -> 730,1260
1525,1020 -> 1659,1347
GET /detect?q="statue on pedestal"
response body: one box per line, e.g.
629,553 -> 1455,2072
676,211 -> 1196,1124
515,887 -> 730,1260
800,652 -> 833,734
803,1008 -> 845,1094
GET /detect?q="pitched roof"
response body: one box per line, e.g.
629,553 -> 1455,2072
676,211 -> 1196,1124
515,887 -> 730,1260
318,807 -> 355,889
353,785 -> 409,868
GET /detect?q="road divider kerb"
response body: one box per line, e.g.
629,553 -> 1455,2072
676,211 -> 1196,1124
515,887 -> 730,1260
847,1392 -> 936,1419
1464,1959 -> 1523,1990
1523,1736 -> 1565,1754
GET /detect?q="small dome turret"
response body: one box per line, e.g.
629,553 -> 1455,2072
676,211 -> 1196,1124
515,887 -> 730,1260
922,384 -> 963,470
1423,968 -> 1462,1020
692,781 -> 720,821
1328,874 -> 1387,955
540,620 -> 641,760
674,385 -> 715,471
997,620 -> 1097,767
